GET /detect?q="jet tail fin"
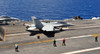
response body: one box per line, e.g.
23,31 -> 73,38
31,16 -> 43,29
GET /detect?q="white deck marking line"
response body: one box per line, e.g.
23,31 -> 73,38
81,26 -> 100,28
56,35 -> 91,41
1,35 -> 92,48
74,26 -> 100,29
61,47 -> 100,54
6,32 -> 30,36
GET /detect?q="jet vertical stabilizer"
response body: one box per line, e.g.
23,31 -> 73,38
31,16 -> 43,29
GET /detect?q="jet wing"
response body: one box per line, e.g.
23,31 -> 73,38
42,25 -> 54,31
49,23 -> 63,27
42,22 -> 63,27
24,23 -> 30,26
27,26 -> 36,30
0,18 -> 6,21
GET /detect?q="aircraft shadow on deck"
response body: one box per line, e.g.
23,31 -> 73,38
27,30 -> 56,37
0,23 -> 9,25
27,29 -> 74,38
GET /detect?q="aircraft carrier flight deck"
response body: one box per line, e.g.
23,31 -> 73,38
0,20 -> 100,54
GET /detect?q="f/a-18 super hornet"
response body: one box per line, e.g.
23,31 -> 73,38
26,16 -> 72,32
25,16 -> 73,37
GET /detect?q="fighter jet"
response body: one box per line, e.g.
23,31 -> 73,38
26,16 -> 72,32
0,16 -> 19,24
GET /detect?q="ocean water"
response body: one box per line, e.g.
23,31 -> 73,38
0,0 -> 100,21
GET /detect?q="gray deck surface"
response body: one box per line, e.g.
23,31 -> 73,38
0,20 -> 100,54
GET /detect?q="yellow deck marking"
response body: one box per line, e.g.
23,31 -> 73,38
19,40 -> 53,46
0,45 -> 14,48
92,34 -> 100,36
3,29 -> 6,41
0,40 -> 53,48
